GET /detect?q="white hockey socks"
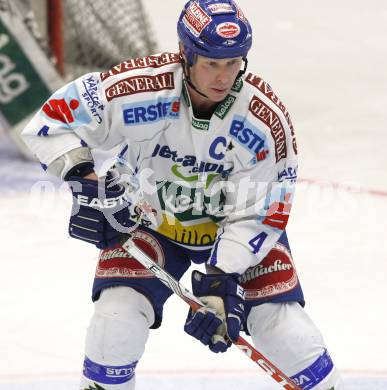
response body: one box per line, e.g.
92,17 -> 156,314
247,302 -> 343,389
79,286 -> 155,390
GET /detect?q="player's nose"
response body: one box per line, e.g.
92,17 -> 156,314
215,67 -> 232,86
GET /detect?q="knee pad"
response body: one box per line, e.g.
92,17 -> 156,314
81,286 -> 155,389
247,302 -> 342,389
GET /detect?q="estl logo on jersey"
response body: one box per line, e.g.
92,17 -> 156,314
122,97 -> 180,126
229,115 -> 269,164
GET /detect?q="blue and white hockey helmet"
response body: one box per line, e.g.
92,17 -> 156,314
177,0 -> 252,66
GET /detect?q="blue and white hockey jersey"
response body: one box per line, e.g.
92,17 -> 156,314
22,52 -> 298,275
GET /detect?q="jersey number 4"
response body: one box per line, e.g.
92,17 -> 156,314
248,232 -> 268,254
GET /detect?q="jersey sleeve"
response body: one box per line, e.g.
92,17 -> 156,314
208,89 -> 298,275
21,72 -> 123,174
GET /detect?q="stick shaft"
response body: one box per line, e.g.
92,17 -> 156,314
122,235 -> 301,390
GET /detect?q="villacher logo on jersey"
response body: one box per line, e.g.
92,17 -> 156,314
96,231 -> 165,279
105,72 -> 175,102
239,243 -> 297,301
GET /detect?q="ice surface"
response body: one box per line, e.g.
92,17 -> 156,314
1,0 -> 387,389
1,374 -> 387,390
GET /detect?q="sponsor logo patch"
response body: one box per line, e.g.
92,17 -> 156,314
100,53 -> 180,81
249,95 -> 287,162
278,166 -> 298,182
192,117 -> 210,131
95,230 -> 165,278
75,194 -> 125,209
259,192 -> 292,231
41,83 -> 91,127
123,97 -> 180,125
157,213 -> 218,247
83,357 -> 137,387
183,2 -> 212,37
229,115 -> 269,160
291,350 -> 334,389
246,73 -> 298,155
231,78 -> 243,93
214,94 -> 236,119
216,22 -> 240,38
81,75 -> 104,124
43,98 -> 79,123
105,72 -> 174,102
207,3 -> 234,14
239,242 -> 298,300
151,143 -> 232,177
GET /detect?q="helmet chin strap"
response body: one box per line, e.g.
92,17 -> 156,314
180,54 -> 209,99
237,57 -> 248,80
179,53 -> 249,102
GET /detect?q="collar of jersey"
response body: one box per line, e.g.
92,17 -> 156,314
182,78 -> 242,122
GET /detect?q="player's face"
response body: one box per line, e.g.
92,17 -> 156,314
190,56 -> 243,102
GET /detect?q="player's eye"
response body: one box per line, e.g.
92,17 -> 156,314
228,59 -> 239,66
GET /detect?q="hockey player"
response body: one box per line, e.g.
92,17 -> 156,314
22,1 -> 342,389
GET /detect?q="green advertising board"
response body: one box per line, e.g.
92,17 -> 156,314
0,18 -> 51,127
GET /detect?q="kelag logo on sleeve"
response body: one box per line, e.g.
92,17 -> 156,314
122,97 -> 180,126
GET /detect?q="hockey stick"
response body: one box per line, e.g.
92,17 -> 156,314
121,233 -> 301,390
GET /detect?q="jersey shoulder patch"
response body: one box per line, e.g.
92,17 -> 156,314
100,52 -> 181,81
244,72 -> 297,156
